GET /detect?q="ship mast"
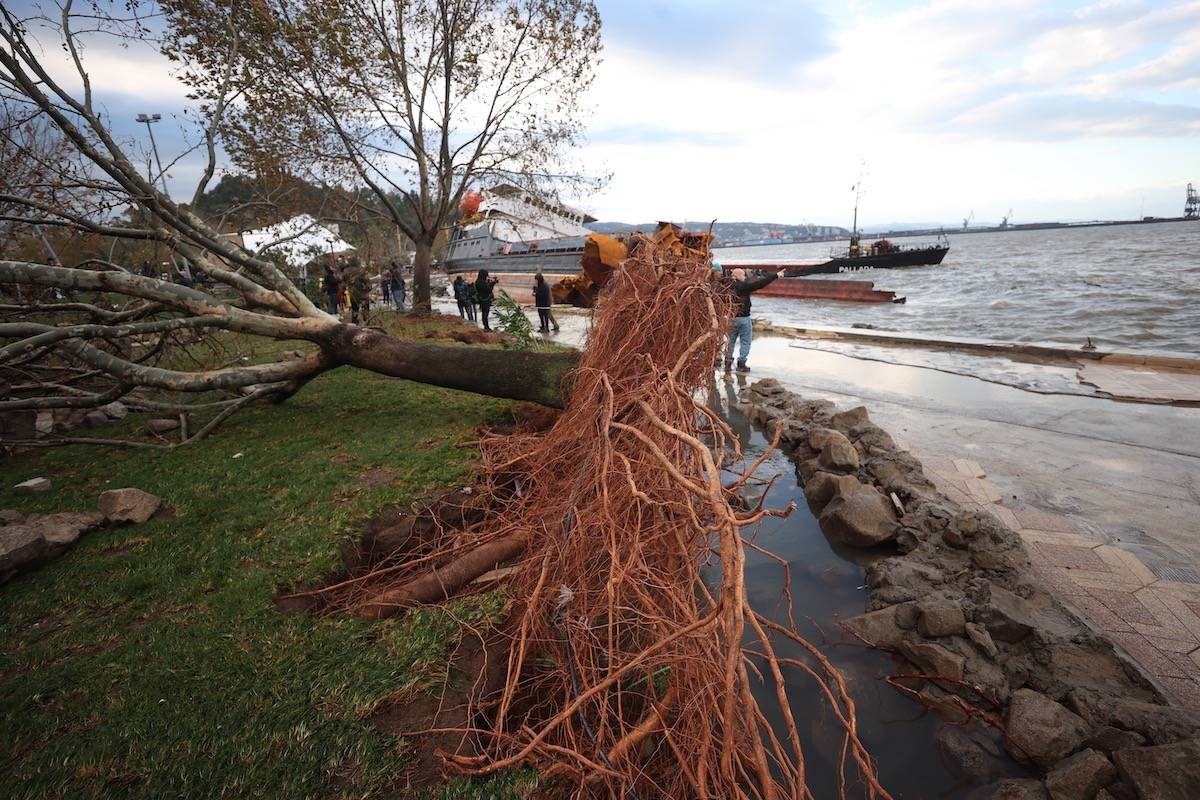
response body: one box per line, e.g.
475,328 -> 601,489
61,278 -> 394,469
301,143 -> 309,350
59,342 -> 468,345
850,164 -> 865,251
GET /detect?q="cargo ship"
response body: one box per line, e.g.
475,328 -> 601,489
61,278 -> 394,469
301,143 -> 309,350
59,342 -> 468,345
441,185 -> 594,302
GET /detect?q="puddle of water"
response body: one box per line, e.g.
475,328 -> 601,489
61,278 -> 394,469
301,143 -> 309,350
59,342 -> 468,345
704,377 -> 1029,798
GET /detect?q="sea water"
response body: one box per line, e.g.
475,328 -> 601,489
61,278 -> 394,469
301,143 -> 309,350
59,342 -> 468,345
715,220 -> 1200,357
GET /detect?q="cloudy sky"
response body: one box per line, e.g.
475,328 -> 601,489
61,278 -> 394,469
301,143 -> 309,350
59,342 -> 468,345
13,0 -> 1200,226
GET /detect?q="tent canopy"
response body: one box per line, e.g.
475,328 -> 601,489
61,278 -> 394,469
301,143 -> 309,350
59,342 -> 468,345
240,214 -> 354,269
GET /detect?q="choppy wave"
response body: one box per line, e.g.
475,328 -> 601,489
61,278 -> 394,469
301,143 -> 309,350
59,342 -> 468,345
716,220 -> 1200,356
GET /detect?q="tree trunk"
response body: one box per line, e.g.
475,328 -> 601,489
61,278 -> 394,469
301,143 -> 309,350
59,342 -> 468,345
412,237 -> 434,313
328,325 -> 577,408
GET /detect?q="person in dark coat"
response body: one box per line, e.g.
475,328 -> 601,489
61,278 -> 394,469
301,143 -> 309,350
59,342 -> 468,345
453,276 -> 470,319
474,269 -> 499,331
323,264 -> 341,315
464,279 -> 478,321
724,267 -> 785,372
533,273 -> 553,333
379,270 -> 392,306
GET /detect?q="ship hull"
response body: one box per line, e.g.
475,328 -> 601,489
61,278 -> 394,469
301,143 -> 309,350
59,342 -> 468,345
443,249 -> 584,277
804,245 -> 949,274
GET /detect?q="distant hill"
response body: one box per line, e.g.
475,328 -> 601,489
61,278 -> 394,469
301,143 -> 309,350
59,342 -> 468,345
587,221 -> 851,244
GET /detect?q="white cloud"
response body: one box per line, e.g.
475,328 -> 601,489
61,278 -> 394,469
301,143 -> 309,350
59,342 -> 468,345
573,0 -> 1200,224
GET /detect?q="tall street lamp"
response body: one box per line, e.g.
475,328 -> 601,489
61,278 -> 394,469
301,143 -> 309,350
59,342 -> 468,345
135,112 -> 165,190
136,112 -> 169,277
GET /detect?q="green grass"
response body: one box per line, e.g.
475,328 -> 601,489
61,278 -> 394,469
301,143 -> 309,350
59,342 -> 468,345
0,356 -> 529,798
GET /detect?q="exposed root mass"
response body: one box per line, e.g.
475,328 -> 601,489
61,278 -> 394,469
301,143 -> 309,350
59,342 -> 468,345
320,238 -> 889,798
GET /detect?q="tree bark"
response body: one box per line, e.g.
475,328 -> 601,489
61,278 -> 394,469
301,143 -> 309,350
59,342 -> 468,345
412,237 -> 434,313
328,325 -> 577,408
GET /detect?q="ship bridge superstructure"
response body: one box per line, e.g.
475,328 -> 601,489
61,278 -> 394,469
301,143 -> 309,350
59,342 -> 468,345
445,185 -> 595,265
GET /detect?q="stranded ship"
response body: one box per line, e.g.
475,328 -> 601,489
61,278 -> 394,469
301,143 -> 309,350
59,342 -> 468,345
441,186 -> 950,303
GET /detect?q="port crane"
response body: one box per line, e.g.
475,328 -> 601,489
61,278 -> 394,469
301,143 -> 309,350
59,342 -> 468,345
1187,183 -> 1199,220
962,211 -> 974,230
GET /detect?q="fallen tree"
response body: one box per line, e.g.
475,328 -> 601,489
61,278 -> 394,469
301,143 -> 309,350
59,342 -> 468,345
0,3 -> 584,446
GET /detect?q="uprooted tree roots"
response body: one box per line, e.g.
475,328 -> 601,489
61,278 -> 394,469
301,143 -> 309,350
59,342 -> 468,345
302,241 -> 891,798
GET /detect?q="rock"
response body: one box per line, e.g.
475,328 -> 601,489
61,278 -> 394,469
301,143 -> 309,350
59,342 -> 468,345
895,602 -> 920,629
1084,727 -> 1146,755
803,472 -> 859,513
937,724 -> 1006,782
747,378 -> 785,397
840,606 -> 905,649
917,602 -> 966,637
852,423 -> 898,453
1074,695 -> 1200,746
1112,738 -> 1200,800
0,510 -> 23,525
28,512 -> 106,551
865,560 -> 944,608
83,410 -> 109,428
0,525 -> 47,572
99,488 -> 162,524
1045,749 -> 1117,800
829,406 -> 870,432
817,433 -> 860,472
900,640 -> 965,684
146,418 -> 180,434
14,477 -> 51,495
1005,688 -> 1091,768
35,410 -> 54,435
818,481 -> 899,547
101,401 -> 129,419
979,584 -> 1039,643
966,779 -> 1050,799
966,622 -> 1000,658
276,349 -> 306,362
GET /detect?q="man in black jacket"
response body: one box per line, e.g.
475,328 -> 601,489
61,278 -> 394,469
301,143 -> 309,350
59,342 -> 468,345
724,267 -> 784,372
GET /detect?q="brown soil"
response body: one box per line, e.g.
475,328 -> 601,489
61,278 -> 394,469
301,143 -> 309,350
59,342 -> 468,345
370,629 -> 513,793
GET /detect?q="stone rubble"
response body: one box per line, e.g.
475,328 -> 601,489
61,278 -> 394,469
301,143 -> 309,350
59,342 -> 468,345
0,489 -> 162,584
738,378 -> 1200,798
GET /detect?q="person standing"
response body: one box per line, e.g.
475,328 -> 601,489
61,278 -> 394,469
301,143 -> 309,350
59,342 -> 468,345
453,276 -> 469,318
379,270 -> 392,307
533,273 -> 553,333
474,269 -> 499,331
724,267 -> 785,372
464,279 -> 478,322
391,268 -> 407,311
346,258 -> 372,324
323,263 -> 341,315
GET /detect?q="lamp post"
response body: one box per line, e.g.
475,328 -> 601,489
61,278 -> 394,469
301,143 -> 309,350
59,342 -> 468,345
135,113 -> 165,189
136,113 -> 171,278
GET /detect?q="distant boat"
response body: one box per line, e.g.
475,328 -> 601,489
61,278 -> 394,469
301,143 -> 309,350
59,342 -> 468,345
814,176 -> 950,272
811,236 -> 950,273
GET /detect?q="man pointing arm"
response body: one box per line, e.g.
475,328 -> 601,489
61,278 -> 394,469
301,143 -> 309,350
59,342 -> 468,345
724,268 -> 786,373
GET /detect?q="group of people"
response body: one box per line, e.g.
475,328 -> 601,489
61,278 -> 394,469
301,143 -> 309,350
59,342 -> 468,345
450,270 -> 560,334
321,258 -> 408,324
313,256 -> 775,366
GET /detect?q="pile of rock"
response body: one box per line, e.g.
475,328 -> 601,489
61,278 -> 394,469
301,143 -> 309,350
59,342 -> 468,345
0,487 -> 162,584
739,379 -> 1200,799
